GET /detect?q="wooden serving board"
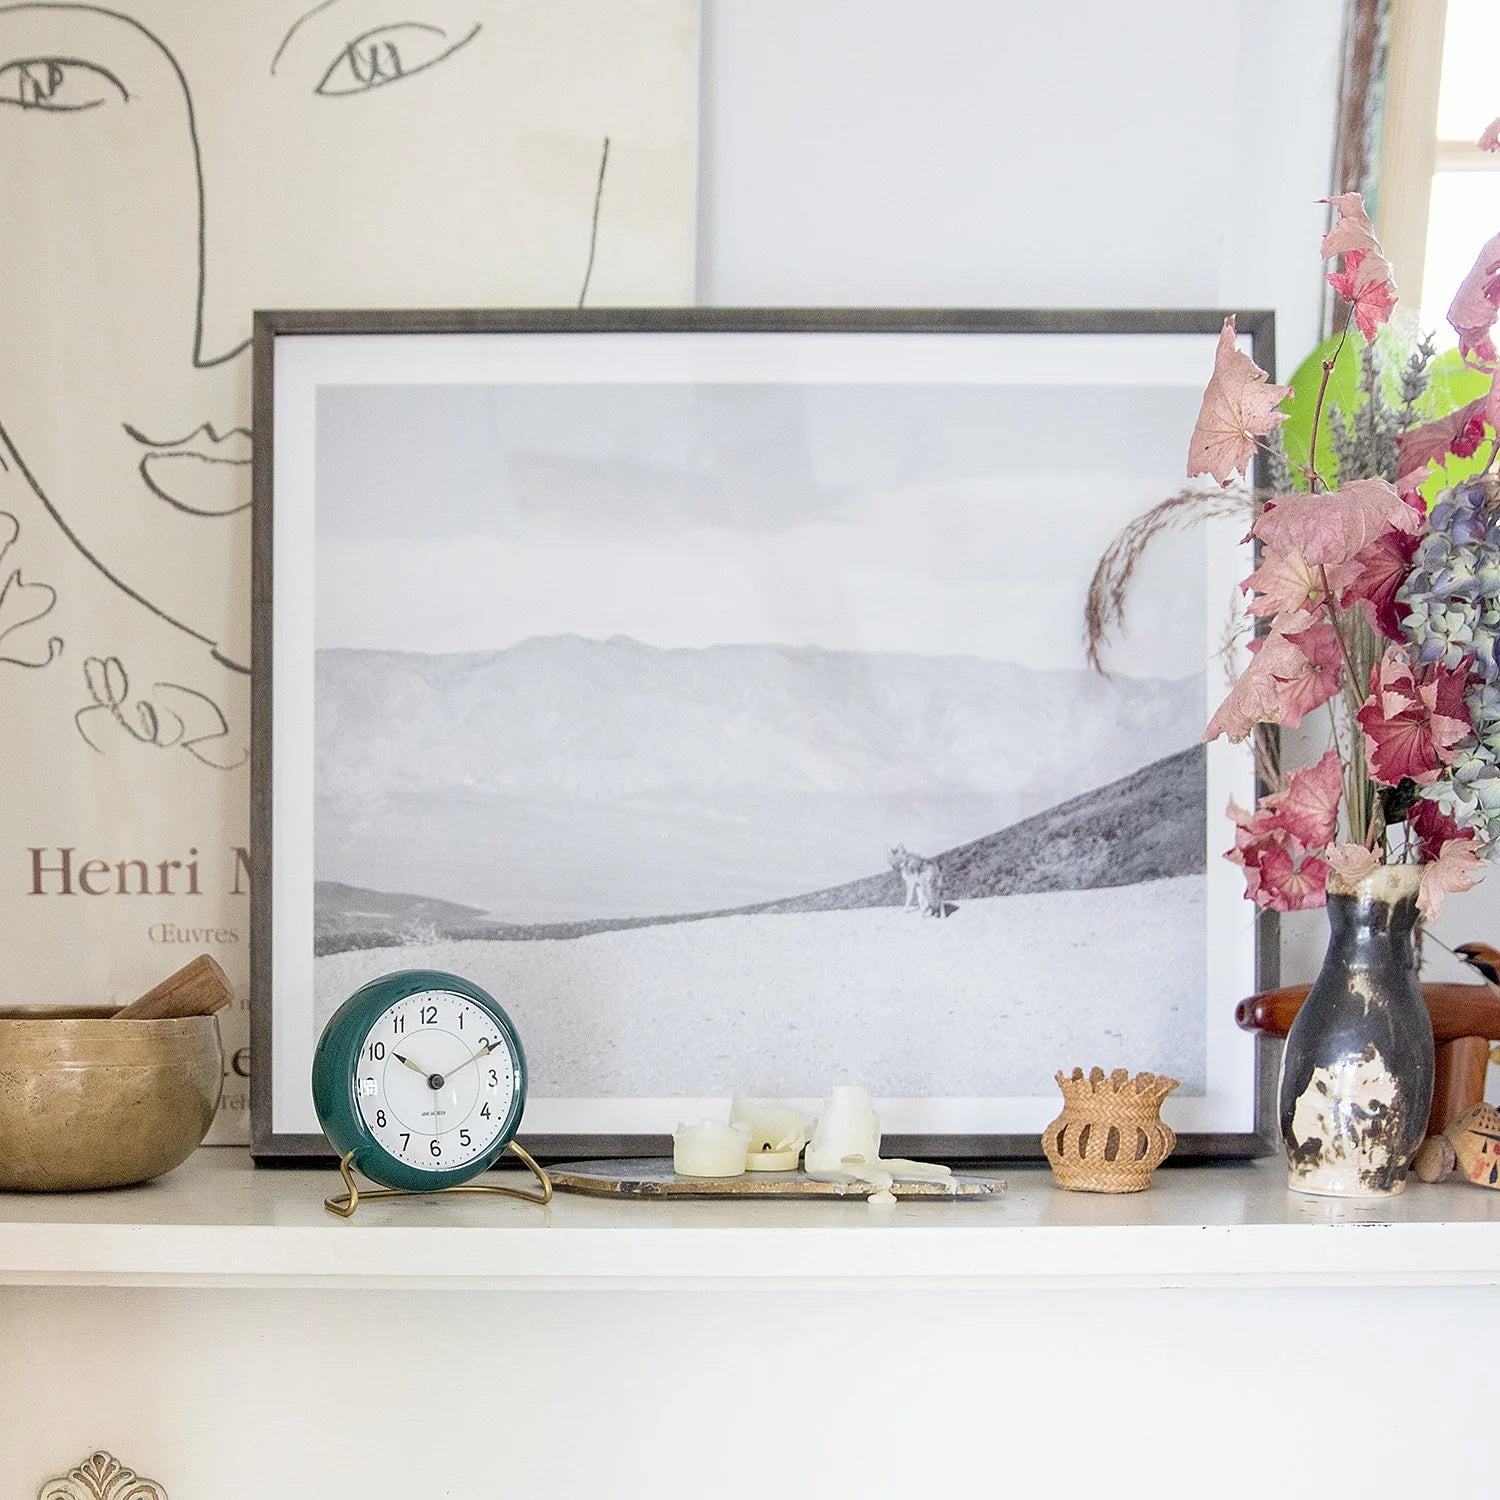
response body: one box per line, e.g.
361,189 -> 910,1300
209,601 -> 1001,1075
547,1159 -> 1003,1200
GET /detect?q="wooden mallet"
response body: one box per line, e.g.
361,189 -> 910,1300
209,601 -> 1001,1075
113,954 -> 234,1021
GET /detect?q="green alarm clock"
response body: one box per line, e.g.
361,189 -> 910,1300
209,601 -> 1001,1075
312,969 -> 529,1195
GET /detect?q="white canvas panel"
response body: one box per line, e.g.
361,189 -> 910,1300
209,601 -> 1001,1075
267,323 -> 1260,1147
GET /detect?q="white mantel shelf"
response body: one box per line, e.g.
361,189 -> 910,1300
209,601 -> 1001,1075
3,1150 -> 1500,1292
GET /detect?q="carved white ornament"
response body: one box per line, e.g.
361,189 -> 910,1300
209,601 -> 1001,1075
38,1451 -> 167,1500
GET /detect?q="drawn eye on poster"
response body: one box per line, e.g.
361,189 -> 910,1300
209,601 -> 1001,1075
0,0 -> 699,1139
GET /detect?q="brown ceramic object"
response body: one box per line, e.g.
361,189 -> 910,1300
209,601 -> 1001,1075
1042,1067 -> 1179,1193
0,1006 -> 222,1191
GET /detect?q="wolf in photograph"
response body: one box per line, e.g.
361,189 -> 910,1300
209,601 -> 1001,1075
888,844 -> 946,917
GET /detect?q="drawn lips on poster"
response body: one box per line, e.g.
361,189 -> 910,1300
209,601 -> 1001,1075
0,0 -> 697,1135
0,0 -> 618,738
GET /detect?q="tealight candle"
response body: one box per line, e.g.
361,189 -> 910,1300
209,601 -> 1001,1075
673,1119 -> 750,1178
730,1094 -> 807,1172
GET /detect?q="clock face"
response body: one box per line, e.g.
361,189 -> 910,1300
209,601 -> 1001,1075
312,970 -> 528,1192
354,987 -> 522,1174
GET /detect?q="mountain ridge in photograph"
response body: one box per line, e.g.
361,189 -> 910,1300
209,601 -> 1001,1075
315,744 -> 1205,955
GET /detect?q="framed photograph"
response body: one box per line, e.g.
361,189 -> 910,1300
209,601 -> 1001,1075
250,307 -> 1276,1162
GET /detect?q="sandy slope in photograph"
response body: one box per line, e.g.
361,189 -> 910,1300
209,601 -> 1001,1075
314,875 -> 1206,1099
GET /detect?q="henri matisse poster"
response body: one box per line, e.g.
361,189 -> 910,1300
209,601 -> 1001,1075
0,2 -> 699,1139
256,310 -> 1268,1159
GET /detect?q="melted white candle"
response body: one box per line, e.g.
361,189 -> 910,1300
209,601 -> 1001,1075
804,1085 -> 882,1173
730,1094 -> 807,1172
673,1119 -> 750,1178
803,1084 -> 956,1203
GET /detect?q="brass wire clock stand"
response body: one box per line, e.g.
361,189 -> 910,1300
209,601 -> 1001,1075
325,1139 -> 554,1218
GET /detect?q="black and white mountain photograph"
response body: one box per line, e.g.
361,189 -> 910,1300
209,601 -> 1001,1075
309,370 -> 1232,1120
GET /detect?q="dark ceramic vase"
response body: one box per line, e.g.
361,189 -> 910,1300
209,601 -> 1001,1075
1279,865 -> 1434,1197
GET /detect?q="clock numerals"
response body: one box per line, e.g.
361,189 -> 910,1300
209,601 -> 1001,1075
316,975 -> 525,1195
355,990 -> 517,1172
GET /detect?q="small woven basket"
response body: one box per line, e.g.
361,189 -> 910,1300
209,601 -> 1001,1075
1041,1067 -> 1179,1193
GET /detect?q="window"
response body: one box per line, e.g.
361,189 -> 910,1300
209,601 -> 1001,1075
1381,0 -> 1500,339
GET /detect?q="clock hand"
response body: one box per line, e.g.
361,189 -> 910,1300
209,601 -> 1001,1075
393,1052 -> 445,1090
444,1038 -> 497,1081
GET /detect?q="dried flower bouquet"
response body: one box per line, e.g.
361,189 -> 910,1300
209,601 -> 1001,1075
1091,128 -> 1500,923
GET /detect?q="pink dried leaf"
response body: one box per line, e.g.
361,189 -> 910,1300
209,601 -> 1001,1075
1325,843 -> 1381,885
1249,841 -> 1331,911
1253,477 -> 1420,566
1396,398 -> 1489,488
1226,797 -> 1257,840
1418,838 -> 1485,922
1343,529 -> 1420,640
1204,659 -> 1289,744
1275,621 -> 1345,724
1262,748 -> 1343,847
1363,644 -> 1423,718
1408,799 -> 1466,865
1486,381 -> 1500,448
1186,316 -> 1291,485
1203,612 -> 1341,742
1225,798 -> 1270,904
1355,649 -> 1473,787
1481,118 -> 1500,153
1225,798 -> 1330,911
1319,194 -> 1384,262
1448,232 -> 1500,369
1326,251 -> 1398,343
1424,653 -> 1474,730
1242,546 -> 1356,619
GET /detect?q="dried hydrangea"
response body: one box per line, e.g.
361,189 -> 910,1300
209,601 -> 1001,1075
1402,479 -> 1500,844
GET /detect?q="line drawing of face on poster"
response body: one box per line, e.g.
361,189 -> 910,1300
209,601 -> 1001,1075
0,0 -> 692,681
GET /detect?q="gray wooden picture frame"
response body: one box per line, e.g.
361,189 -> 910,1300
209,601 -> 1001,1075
249,306 -> 1280,1165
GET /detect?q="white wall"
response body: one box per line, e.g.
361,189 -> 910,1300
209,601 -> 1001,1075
698,0 -> 1349,986
7,1284 -> 1495,1497
698,0 -> 1345,366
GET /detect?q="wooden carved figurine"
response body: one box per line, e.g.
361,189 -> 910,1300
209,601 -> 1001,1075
1413,1102 -> 1500,1188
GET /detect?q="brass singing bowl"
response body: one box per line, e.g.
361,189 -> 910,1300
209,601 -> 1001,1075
0,1006 -> 223,1191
